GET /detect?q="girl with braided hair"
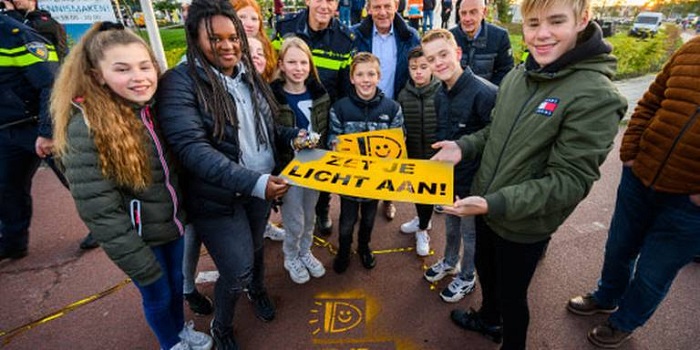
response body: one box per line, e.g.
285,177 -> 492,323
51,22 -> 212,350
155,0 -> 303,348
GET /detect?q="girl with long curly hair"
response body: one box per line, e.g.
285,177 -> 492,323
155,0 -> 304,348
51,22 -> 212,350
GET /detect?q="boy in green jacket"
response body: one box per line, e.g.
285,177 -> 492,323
431,0 -> 627,348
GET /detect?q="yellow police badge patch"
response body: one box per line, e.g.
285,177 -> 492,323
26,42 -> 49,61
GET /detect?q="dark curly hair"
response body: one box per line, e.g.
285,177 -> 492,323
184,0 -> 279,142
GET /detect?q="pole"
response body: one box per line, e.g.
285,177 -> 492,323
113,0 -> 125,25
138,0 -> 168,71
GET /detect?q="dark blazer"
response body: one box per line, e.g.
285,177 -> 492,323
450,20 -> 514,85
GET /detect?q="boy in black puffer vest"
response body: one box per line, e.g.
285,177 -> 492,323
328,52 -> 404,274
397,46 -> 441,258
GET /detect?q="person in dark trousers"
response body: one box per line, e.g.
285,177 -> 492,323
272,0 -> 355,237
350,0 -> 365,24
328,53 -> 404,274
0,14 -> 64,261
431,0 -> 627,347
440,0 -> 452,28
396,46 -> 441,257
450,0 -> 513,85
568,36 -> 700,349
422,0 -> 434,32
155,1 -> 301,348
2,0 -> 98,250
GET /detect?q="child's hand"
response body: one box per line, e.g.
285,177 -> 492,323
293,130 -> 321,150
442,196 -> 488,216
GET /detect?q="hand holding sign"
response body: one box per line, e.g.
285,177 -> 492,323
431,141 -> 463,164
265,175 -> 290,201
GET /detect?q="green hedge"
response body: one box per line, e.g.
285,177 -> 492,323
508,24 -> 682,80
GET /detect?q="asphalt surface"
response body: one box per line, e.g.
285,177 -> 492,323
1,75 -> 698,350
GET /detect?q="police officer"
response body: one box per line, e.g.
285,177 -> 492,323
1,0 -> 67,60
272,0 -> 355,236
0,14 -> 58,260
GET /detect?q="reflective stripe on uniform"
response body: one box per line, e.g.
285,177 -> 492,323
271,36 -> 352,71
0,45 -> 58,66
311,49 -> 352,70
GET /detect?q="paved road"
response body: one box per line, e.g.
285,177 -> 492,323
1,77 -> 698,350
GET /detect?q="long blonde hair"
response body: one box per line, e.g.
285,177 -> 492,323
51,23 -> 160,191
277,37 -> 321,84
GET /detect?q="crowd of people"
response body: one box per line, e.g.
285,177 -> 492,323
1,0 -> 698,349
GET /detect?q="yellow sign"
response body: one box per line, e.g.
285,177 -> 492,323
336,128 -> 407,159
280,149 -> 453,205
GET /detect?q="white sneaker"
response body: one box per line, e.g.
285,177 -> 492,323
415,230 -> 430,256
169,340 -> 193,350
424,258 -> 459,283
440,276 -> 476,303
299,252 -> 326,278
284,257 -> 310,284
179,320 -> 213,350
264,222 -> 285,241
400,216 -> 432,234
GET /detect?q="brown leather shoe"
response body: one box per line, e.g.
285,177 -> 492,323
568,294 -> 618,316
588,322 -> 632,348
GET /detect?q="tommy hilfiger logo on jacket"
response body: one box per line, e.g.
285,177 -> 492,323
535,98 -> 560,117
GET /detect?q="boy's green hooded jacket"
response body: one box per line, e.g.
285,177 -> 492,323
456,23 -> 627,243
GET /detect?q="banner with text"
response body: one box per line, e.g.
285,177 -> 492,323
336,128 -> 407,159
42,0 -> 117,41
280,149 -> 454,205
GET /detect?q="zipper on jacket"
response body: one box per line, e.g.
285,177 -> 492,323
649,107 -> 700,188
419,93 -> 426,157
483,82 -> 539,194
140,106 -> 185,236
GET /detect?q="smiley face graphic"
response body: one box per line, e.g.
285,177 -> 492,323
366,136 -> 403,159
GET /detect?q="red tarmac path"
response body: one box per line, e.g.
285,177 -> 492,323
1,130 -> 699,350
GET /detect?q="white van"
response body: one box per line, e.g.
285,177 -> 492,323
629,12 -> 664,37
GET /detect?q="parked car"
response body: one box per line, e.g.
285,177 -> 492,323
629,11 -> 664,38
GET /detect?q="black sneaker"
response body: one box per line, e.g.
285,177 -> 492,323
450,308 -> 503,344
315,215 -> 332,236
0,247 -> 28,261
248,290 -> 275,322
210,320 -> 239,350
79,232 -> 99,250
333,254 -> 350,274
358,249 -> 376,269
185,289 -> 214,315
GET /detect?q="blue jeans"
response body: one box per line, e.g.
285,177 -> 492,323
182,224 -> 201,294
444,214 -> 475,280
422,10 -> 434,32
133,237 -> 185,349
339,6 -> 351,27
593,167 -> 700,332
194,198 -> 269,331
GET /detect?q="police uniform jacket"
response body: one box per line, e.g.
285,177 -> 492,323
0,14 -> 59,137
273,10 -> 355,102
